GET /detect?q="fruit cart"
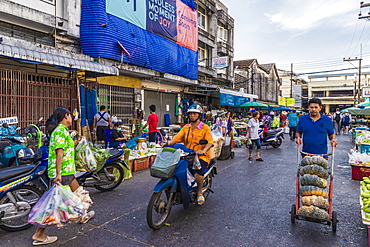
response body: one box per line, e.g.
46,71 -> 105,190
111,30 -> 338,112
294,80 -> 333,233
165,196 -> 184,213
290,146 -> 338,232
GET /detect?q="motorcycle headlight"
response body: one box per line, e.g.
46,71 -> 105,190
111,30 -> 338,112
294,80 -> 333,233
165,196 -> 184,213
13,136 -> 26,143
17,148 -> 35,158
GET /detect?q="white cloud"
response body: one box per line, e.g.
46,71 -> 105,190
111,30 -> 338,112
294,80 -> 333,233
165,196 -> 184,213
265,0 -> 358,31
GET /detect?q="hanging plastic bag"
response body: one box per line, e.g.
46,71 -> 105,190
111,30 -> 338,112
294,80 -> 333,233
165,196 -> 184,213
75,137 -> 97,170
192,155 -> 201,170
28,184 -> 86,227
73,186 -> 93,211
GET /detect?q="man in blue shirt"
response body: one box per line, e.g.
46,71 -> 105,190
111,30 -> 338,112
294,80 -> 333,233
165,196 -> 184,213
287,110 -> 299,141
296,98 -> 337,155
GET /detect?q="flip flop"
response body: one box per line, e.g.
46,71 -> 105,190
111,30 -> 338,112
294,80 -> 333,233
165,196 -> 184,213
80,210 -> 95,224
256,158 -> 264,161
197,196 -> 205,205
33,236 -> 58,246
248,157 -> 253,161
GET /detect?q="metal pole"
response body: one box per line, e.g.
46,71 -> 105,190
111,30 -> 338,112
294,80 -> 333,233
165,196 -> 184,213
359,58 -> 362,104
290,63 -> 293,98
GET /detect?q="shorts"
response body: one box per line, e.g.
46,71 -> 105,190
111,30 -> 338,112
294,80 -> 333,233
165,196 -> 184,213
49,174 -> 75,187
149,132 -> 156,142
190,159 -> 208,176
97,126 -> 109,141
342,122 -> 350,127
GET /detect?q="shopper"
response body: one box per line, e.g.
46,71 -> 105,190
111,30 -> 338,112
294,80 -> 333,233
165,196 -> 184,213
32,107 -> 94,246
93,106 -> 111,144
333,108 -> 342,135
143,105 -> 159,143
247,111 -> 263,161
287,110 -> 299,141
341,110 -> 352,135
296,98 -> 337,155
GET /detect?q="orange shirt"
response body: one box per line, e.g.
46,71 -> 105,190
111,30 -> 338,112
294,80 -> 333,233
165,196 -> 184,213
173,122 -> 213,163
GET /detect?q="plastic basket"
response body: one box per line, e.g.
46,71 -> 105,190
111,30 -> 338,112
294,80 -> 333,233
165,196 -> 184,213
351,164 -> 370,180
132,157 -> 149,172
360,144 -> 370,154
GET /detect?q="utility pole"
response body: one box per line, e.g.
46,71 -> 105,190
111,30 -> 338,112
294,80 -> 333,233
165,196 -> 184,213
343,57 -> 362,105
290,63 -> 293,99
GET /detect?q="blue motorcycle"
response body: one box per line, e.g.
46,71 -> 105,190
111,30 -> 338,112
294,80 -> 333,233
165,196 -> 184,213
0,149 -> 48,231
146,140 -> 217,230
257,123 -> 285,148
0,123 -> 28,168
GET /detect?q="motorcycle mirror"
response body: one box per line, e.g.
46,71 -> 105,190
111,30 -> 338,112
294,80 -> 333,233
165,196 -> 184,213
1,123 -> 9,128
16,127 -> 21,131
38,117 -> 43,122
199,139 -> 208,145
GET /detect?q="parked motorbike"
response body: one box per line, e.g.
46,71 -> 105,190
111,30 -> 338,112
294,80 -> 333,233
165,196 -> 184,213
258,124 -> 284,148
146,140 -> 217,230
0,123 -> 27,168
75,148 -> 129,191
0,149 -> 47,231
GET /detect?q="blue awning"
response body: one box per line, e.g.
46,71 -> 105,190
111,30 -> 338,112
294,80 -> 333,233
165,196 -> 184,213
0,44 -> 118,75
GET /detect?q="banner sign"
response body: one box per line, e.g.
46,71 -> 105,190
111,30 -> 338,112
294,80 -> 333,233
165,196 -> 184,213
0,116 -> 18,124
363,87 -> 370,98
220,94 -> 251,107
106,0 -> 197,51
286,98 -> 295,107
279,96 -> 286,106
212,56 -> 228,69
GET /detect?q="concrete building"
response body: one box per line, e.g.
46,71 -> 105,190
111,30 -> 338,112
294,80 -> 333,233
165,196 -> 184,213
307,72 -> 370,112
278,69 -> 308,109
233,59 -> 280,105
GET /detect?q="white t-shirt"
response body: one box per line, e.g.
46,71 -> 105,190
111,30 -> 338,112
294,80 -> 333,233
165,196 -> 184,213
248,118 -> 260,140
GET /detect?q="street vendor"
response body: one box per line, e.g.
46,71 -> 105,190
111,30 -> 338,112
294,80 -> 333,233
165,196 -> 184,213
162,104 -> 213,205
296,97 -> 338,155
110,122 -> 127,148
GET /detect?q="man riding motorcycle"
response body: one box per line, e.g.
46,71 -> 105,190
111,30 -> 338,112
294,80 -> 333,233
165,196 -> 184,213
161,104 -> 213,205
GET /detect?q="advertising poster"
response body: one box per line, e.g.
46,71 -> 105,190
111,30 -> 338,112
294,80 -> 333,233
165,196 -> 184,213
106,0 -> 146,29
176,0 -> 198,51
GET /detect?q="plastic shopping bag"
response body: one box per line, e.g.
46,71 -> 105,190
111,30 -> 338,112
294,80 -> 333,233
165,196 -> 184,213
28,184 -> 86,227
73,186 -> 93,211
75,137 -> 97,170
192,155 -> 201,170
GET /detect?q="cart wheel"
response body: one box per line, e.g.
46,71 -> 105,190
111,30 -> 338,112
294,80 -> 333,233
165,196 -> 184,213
332,211 -> 338,232
290,204 -> 296,224
230,151 -> 235,159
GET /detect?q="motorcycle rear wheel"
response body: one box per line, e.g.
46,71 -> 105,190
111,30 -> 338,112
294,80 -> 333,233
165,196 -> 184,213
94,163 -> 124,191
147,187 -> 174,230
271,137 -> 282,148
0,185 -> 42,231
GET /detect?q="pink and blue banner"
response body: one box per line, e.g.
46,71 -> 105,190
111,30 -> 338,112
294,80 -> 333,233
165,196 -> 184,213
106,0 -> 197,51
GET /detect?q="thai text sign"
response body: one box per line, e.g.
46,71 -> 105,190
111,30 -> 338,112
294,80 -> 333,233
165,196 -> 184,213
212,56 -> 228,69
106,0 -> 197,51
0,117 -> 18,124
363,87 -> 370,98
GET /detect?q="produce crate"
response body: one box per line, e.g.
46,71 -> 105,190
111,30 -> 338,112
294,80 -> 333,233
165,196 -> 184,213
351,164 -> 370,180
133,157 -> 149,172
360,144 -> 370,154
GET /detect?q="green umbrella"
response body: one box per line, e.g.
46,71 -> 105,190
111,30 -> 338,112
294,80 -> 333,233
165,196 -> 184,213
340,107 -> 370,115
239,101 -> 268,109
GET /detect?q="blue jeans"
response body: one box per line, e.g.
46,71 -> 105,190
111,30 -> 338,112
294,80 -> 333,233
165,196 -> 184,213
248,139 -> 261,153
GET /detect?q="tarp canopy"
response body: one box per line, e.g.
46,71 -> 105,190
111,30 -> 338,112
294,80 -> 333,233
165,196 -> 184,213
357,102 -> 370,107
240,101 -> 268,109
340,107 -> 370,115
272,106 -> 294,111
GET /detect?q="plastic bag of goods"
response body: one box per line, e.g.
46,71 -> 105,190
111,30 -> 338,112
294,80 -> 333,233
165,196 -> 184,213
150,147 -> 181,179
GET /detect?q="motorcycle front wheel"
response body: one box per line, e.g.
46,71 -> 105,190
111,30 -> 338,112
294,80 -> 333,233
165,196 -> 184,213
147,187 -> 174,230
94,163 -> 124,191
0,185 -> 42,231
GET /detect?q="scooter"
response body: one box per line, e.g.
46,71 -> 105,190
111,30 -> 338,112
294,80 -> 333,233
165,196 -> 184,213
0,123 -> 28,168
146,140 -> 217,230
0,149 -> 48,231
75,148 -> 129,191
258,124 -> 284,148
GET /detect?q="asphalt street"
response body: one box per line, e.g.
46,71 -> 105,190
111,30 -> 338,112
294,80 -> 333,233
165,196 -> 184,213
0,133 -> 367,247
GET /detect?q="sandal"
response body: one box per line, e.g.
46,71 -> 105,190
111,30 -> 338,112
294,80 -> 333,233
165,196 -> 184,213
197,196 -> 205,205
256,158 -> 264,161
248,157 -> 253,161
80,210 -> 95,224
33,236 -> 58,246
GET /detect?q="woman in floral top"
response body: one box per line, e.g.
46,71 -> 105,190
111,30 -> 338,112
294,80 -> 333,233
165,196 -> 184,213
32,107 -> 94,246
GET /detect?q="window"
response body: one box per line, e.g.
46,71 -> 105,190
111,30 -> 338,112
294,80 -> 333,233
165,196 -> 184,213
217,21 -> 228,42
198,5 -> 207,30
198,42 -> 207,66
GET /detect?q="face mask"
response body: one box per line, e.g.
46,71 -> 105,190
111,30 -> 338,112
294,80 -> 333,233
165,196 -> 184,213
117,128 -> 122,131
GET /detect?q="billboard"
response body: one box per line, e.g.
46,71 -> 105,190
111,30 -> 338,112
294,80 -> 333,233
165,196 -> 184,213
106,0 -> 198,51
80,0 -> 198,80
212,56 -> 228,69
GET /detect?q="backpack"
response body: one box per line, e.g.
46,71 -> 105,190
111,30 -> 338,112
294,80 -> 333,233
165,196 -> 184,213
335,113 -> 341,122
343,115 -> 350,123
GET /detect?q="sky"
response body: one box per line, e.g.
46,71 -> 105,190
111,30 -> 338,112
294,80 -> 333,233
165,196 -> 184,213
220,0 -> 370,76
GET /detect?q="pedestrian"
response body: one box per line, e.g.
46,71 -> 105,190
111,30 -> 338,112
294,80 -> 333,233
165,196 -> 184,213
341,110 -> 352,135
296,98 -> 338,155
32,107 -> 94,246
226,112 -> 234,136
280,111 -> 287,127
247,111 -> 263,161
271,113 -> 280,129
93,106 -> 111,144
287,110 -> 299,141
143,105 -> 159,143
333,108 -> 342,135
110,122 -> 127,148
